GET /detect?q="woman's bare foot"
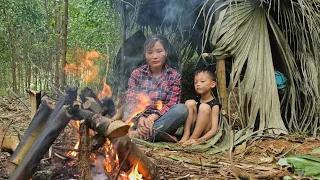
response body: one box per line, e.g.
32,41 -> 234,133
161,134 -> 178,142
128,131 -> 140,138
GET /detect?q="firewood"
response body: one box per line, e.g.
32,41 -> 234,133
80,87 -> 101,106
79,121 -> 91,180
112,136 -> 156,180
72,107 -> 130,138
82,97 -> 101,113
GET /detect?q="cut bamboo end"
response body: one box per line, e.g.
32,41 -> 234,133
107,120 -> 130,138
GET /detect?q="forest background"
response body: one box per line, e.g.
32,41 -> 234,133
0,0 -> 121,95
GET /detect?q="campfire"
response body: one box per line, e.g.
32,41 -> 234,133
5,85 -> 156,180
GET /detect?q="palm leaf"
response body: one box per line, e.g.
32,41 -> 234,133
207,1 -> 287,134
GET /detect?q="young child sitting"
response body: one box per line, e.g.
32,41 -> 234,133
178,67 -> 221,146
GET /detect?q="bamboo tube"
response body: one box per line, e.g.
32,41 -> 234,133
6,99 -> 53,175
74,108 -> 130,138
9,105 -> 72,180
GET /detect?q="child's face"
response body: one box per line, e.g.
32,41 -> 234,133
194,72 -> 216,95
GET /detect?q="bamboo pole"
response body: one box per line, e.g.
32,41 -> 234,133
6,99 -> 53,175
216,59 -> 228,111
9,105 -> 72,180
26,89 -> 41,119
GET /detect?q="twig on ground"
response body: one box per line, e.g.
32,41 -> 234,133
161,155 -> 222,168
6,88 -> 31,112
0,119 -> 14,150
53,150 -> 78,161
253,168 -> 290,179
52,145 -> 80,152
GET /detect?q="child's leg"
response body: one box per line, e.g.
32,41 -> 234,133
178,100 -> 197,143
189,103 -> 211,139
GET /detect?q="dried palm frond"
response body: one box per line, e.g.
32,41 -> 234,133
203,0 -> 320,134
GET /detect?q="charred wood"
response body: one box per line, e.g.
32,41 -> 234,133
112,136 -> 156,180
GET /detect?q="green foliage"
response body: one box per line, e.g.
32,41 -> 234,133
0,0 -> 122,94
278,155 -> 320,179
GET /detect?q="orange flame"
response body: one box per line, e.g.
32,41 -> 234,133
155,101 -> 163,110
128,164 -> 143,180
103,138 -> 120,173
64,50 -> 100,85
66,140 -> 80,157
125,93 -> 151,124
98,81 -> 112,100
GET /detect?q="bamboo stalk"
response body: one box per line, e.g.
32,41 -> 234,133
6,99 -> 53,175
72,107 -> 130,138
8,90 -> 77,180
9,104 -> 72,180
216,59 -> 228,111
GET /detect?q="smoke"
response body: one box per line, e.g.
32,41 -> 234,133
91,156 -> 109,180
163,0 -> 203,28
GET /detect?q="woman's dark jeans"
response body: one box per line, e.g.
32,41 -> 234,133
146,103 -> 188,142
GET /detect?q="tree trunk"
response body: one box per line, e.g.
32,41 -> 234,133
54,0 -> 61,88
60,0 -> 68,90
44,0 -> 53,88
23,34 -> 28,89
26,34 -> 31,89
7,15 -> 17,92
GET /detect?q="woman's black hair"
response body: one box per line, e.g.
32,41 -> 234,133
143,34 -> 170,53
143,34 -> 180,69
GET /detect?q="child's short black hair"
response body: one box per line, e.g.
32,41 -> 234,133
194,67 -> 216,81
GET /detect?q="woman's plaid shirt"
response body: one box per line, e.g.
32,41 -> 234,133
126,64 -> 181,117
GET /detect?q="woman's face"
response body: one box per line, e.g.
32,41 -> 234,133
145,41 -> 168,70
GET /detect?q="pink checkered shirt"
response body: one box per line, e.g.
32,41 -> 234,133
126,64 -> 181,117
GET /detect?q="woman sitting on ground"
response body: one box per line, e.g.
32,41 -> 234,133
124,34 -> 188,142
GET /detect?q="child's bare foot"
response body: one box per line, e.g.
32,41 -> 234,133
181,139 -> 196,146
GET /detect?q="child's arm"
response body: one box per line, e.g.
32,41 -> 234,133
196,105 -> 219,144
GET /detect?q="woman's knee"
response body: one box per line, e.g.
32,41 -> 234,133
198,103 -> 211,114
171,103 -> 189,118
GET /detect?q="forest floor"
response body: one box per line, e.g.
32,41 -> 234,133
0,96 -> 320,180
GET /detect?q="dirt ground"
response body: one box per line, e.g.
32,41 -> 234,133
0,96 -> 319,180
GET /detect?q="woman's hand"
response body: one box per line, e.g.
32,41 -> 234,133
137,117 -> 154,139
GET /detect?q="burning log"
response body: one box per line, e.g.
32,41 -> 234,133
112,136 -> 156,180
82,97 -> 101,113
81,88 -> 116,118
6,99 -> 54,175
80,87 -> 101,106
71,107 -> 130,138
